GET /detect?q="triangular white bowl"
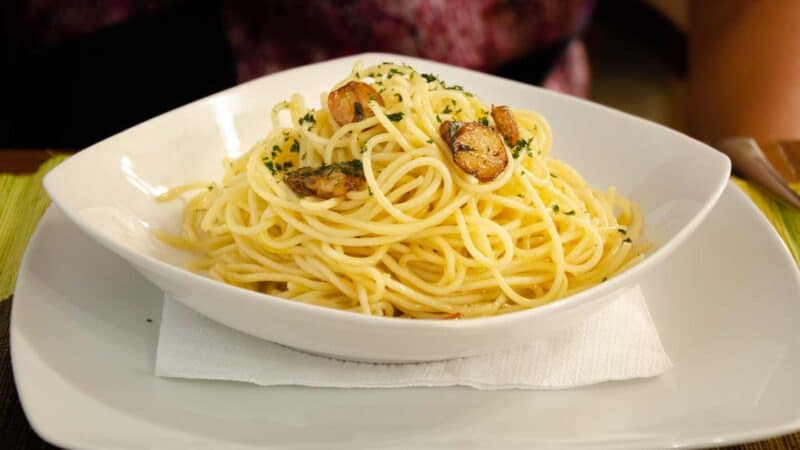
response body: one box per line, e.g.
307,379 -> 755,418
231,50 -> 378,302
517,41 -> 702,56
43,53 -> 730,362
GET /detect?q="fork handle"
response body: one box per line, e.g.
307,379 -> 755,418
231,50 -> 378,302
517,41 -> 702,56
717,137 -> 800,210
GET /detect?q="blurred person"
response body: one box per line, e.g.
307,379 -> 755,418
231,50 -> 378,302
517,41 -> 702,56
0,0 -> 593,149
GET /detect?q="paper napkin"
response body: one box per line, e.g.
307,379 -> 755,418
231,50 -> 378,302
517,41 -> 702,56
156,286 -> 671,390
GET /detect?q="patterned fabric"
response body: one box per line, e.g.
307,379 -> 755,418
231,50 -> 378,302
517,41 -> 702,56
19,0 -> 593,96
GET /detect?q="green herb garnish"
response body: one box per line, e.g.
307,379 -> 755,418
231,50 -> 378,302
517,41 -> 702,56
511,138 -> 532,159
421,73 -> 438,83
299,112 -> 316,126
386,112 -> 404,122
387,68 -> 403,78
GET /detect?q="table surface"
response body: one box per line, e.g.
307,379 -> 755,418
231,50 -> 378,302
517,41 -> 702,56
2,149 -> 799,450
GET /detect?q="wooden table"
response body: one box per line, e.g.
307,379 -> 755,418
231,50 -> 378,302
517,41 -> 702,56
2,150 -> 799,450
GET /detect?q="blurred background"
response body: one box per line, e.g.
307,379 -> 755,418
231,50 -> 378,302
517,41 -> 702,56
1,0 -> 798,168
0,0 -> 688,151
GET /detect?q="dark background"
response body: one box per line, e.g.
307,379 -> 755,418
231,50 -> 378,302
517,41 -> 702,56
0,0 -> 684,151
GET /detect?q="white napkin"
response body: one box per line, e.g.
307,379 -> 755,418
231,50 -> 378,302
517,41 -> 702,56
155,286 -> 671,390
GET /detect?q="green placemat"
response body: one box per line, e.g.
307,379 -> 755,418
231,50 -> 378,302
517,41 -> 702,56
0,158 -> 798,302
733,177 -> 800,264
0,155 -> 68,299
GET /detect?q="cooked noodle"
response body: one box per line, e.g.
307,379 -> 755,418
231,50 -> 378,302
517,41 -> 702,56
156,62 -> 647,319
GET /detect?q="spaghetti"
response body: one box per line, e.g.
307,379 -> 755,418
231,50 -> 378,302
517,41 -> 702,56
156,62 -> 646,319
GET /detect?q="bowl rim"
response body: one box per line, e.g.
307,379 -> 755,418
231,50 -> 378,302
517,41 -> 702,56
43,52 -> 732,331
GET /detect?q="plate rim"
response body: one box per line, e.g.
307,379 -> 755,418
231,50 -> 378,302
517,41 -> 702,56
11,182 -> 800,449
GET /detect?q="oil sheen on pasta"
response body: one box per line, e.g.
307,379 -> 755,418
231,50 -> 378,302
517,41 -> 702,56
156,62 -> 646,319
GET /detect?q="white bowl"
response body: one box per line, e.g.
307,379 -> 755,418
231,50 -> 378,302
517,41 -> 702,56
44,53 -> 730,362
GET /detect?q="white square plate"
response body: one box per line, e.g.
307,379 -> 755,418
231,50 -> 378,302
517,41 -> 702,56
12,184 -> 800,449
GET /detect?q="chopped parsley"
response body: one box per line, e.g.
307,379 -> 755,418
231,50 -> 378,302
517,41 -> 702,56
360,143 -> 367,153
565,210 -> 576,216
552,204 -> 560,213
618,228 -> 627,235
442,105 -> 452,114
387,68 -> 404,78
436,114 -> 442,123
602,277 -> 608,282
426,139 -> 434,144
511,138 -> 533,159
299,112 -> 316,127
207,185 -> 213,191
478,116 -> 489,126
265,160 -> 295,174
386,112 -> 404,122
324,159 -> 363,176
394,93 -> 403,102
368,186 -> 373,196
421,73 -> 438,83
623,237 -> 633,243
263,141 -> 298,175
